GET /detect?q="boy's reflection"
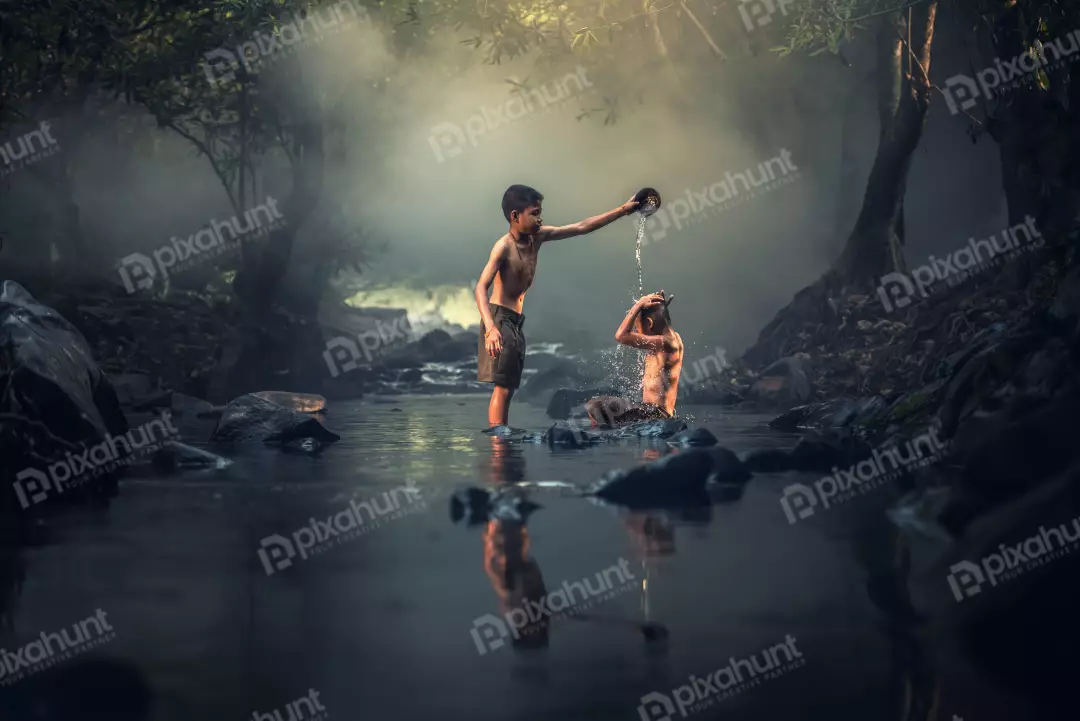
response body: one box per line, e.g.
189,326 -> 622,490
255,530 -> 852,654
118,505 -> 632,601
481,436 -> 549,650
484,436 -> 527,485
623,512 -> 677,559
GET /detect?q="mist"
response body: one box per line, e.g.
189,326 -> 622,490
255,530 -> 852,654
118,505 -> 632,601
0,3 -> 1006,360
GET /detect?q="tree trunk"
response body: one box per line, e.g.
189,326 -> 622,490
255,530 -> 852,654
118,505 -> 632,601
831,3 -> 938,289
987,8 -> 1080,241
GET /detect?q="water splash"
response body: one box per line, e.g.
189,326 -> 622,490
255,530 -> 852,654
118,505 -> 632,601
634,214 -> 648,297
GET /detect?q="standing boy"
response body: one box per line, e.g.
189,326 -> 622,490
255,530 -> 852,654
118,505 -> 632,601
475,184 -> 640,427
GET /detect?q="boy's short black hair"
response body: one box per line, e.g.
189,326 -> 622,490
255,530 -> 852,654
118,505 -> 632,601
502,185 -> 544,222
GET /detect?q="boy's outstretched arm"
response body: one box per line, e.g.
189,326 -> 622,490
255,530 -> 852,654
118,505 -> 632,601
538,195 -> 641,243
475,240 -> 506,358
615,294 -> 674,352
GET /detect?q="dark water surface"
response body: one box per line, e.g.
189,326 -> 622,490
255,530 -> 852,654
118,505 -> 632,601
0,396 -> 1050,720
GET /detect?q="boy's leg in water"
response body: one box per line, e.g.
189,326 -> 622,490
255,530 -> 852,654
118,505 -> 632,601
488,386 -> 514,426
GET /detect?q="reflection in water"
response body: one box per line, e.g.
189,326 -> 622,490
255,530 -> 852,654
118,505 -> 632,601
482,519 -> 549,651
484,437 -> 527,485
480,437 -> 549,650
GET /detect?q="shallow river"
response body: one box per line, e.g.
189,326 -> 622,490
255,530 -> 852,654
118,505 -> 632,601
0,395 -> 1050,721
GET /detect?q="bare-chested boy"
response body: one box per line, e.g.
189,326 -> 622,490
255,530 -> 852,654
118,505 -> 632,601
586,291 -> 683,425
476,185 -> 641,427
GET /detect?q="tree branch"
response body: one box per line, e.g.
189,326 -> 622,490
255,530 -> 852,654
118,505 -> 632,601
679,1 -> 727,61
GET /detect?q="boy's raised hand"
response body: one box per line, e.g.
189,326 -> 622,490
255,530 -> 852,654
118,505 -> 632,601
636,292 -> 666,309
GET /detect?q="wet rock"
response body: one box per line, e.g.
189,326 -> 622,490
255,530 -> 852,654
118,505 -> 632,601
667,427 -> 718,447
111,373 -> 154,406
958,388 -> 1080,506
769,396 -> 886,432
750,356 -> 812,407
707,446 -> 752,484
546,387 -> 616,419
170,392 -> 216,417
546,421 -> 601,448
619,418 -> 688,439
151,441 -> 232,471
210,393 -> 340,444
522,432 -> 545,443
788,431 -> 870,473
937,331 -> 1044,436
251,390 -> 326,414
588,449 -> 716,507
738,447 -> 794,473
0,281 -> 128,511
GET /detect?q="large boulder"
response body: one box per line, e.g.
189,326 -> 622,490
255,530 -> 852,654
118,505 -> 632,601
750,356 -> 812,408
417,329 -> 474,363
0,281 -> 129,511
210,393 -> 340,444
518,361 -> 589,403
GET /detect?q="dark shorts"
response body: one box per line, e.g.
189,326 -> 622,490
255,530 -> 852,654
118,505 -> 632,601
586,395 -> 672,426
478,305 -> 526,389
